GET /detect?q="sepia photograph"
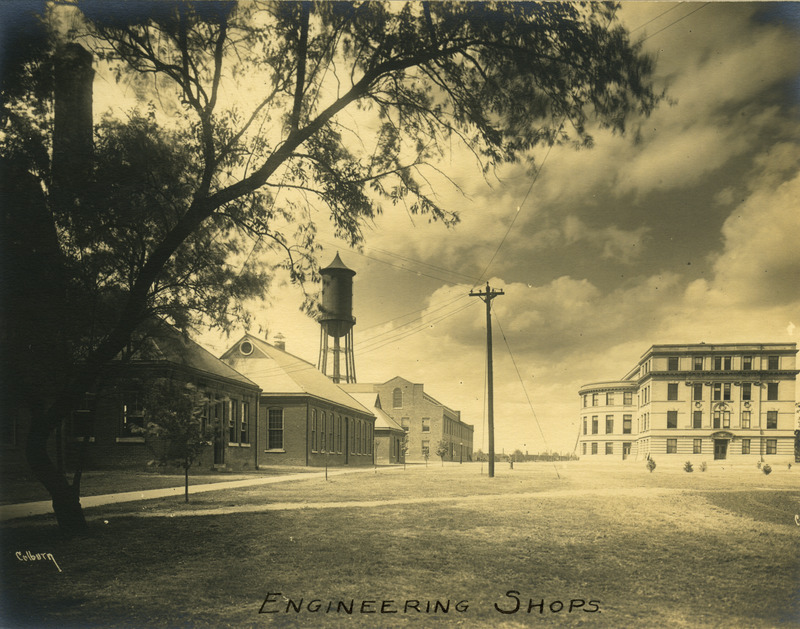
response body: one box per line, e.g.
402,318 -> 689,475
1,1 -> 799,627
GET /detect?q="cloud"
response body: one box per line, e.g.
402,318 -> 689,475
709,170 -> 800,305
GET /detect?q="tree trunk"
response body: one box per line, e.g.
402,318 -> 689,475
184,464 -> 189,503
26,410 -> 87,537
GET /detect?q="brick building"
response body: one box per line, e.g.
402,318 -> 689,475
221,334 -> 376,467
344,376 -> 474,463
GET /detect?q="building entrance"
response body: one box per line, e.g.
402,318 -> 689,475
714,439 -> 728,460
622,442 -> 631,460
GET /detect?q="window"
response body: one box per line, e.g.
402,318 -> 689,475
693,383 -> 703,401
741,411 -> 750,429
591,416 -> 598,434
713,411 -> 721,429
668,357 -> 679,370
591,442 -> 598,455
693,356 -> 703,370
606,392 -> 615,405
768,355 -> 779,370
393,387 -> 403,408
240,402 -> 249,444
121,394 -> 145,437
742,383 -> 751,401
321,412 -> 327,451
583,395 -> 588,408
311,410 -> 318,452
591,393 -> 598,406
71,409 -> 94,442
742,356 -> 752,370
723,383 -> 731,401
229,401 -> 238,443
766,411 -> 778,429
267,408 -> 283,450
667,411 -> 678,429
713,356 -> 722,370
582,442 -> 586,455
693,439 -> 702,454
401,417 -> 409,431
693,411 -> 702,429
421,418 -> 430,432
722,411 -> 730,429
766,439 -> 777,455
767,383 -> 778,401
582,418 -> 587,435
741,439 -> 750,454
337,416 -> 343,453
356,421 -> 361,454
605,442 -> 614,455
667,383 -> 678,401
422,440 -> 430,455
623,415 -> 632,434
605,416 -> 614,434
666,439 -> 677,454
713,383 -> 721,401
723,356 -> 732,370
329,415 -> 335,453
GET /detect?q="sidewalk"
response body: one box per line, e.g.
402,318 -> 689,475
0,466 -> 404,522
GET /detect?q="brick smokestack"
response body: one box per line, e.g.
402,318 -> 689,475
52,43 -> 93,204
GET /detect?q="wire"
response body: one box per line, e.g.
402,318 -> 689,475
493,310 -> 560,478
641,3 -> 709,43
629,3 -> 684,34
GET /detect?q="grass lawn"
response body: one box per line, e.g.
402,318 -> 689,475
1,462 -> 798,628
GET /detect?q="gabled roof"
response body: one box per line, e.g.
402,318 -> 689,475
349,392 -> 404,432
220,334 -> 373,416
120,320 -> 258,389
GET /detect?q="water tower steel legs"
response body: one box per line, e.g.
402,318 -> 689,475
318,327 -> 356,384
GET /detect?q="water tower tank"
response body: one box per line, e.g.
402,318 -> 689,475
320,252 -> 356,339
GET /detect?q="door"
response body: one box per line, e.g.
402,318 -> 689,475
714,439 -> 727,460
622,442 -> 631,460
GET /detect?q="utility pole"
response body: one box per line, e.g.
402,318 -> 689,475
470,282 -> 504,478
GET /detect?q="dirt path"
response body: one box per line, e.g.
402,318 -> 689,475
85,485 -> 800,520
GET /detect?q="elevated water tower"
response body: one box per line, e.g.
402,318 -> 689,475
317,253 -> 357,383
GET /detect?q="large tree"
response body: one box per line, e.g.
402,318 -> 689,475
1,0 -> 660,535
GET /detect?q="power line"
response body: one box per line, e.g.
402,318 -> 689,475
493,310 -> 560,478
629,3 -> 684,34
641,3 -> 709,43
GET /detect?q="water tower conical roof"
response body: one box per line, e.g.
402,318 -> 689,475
321,252 -> 355,276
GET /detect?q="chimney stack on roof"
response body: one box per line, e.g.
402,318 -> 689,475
273,333 -> 286,351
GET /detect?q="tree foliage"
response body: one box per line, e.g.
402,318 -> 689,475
136,379 -> 213,503
1,0 -> 660,534
435,439 -> 449,465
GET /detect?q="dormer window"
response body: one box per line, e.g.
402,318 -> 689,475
239,340 -> 253,356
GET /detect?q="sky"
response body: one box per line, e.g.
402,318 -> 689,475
94,2 -> 800,455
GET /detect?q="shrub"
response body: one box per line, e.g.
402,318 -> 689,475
762,464 -> 772,475
683,461 -> 694,473
788,463 -> 792,470
699,461 -> 707,472
646,458 -> 656,473
756,461 -> 762,470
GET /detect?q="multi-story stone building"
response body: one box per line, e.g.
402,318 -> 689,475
579,343 -> 798,463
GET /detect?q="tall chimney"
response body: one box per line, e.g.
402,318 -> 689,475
52,43 -> 94,204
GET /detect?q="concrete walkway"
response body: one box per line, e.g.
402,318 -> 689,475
0,466 -> 405,522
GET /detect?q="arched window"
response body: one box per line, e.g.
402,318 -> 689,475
393,388 -> 403,408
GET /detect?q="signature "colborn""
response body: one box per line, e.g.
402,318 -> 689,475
16,550 -> 62,572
